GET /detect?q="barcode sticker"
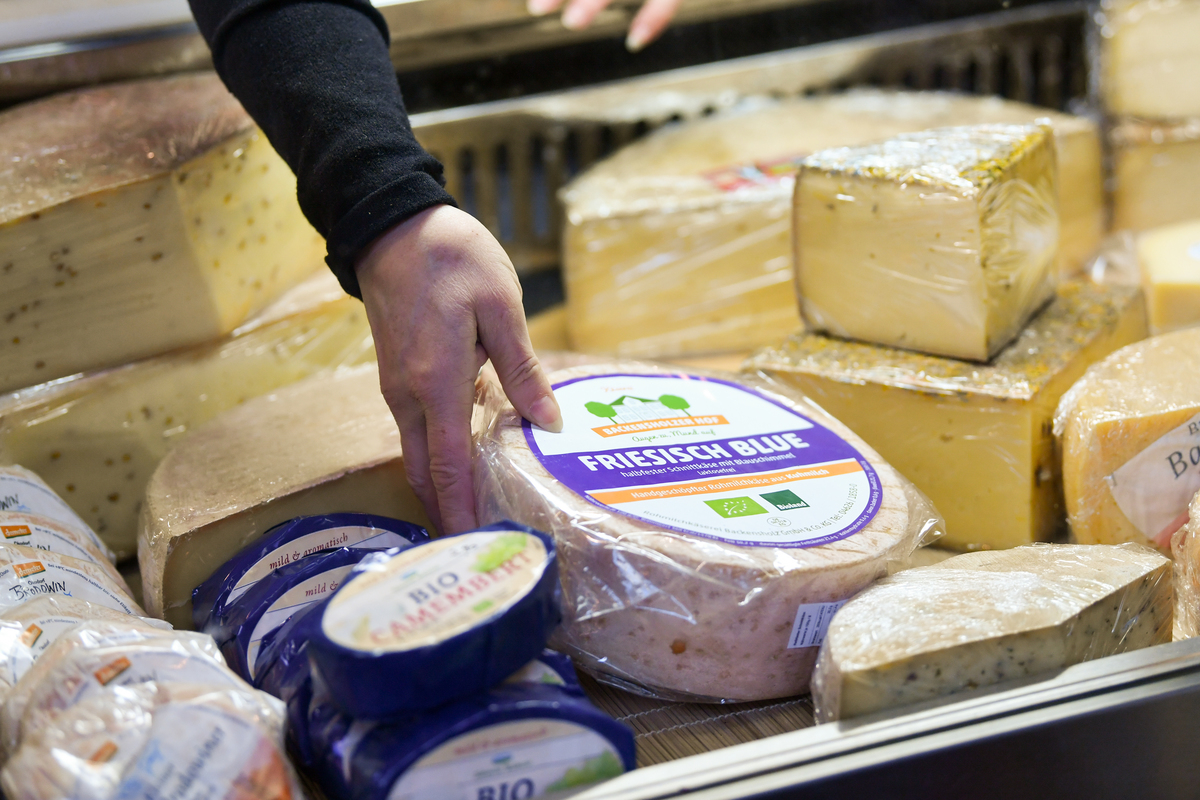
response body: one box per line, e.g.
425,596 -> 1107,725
787,601 -> 846,649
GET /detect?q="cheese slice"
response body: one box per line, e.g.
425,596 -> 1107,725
1136,218 -> 1200,334
0,73 -> 326,393
1111,118 -> 1200,232
1098,0 -> 1200,118
796,124 -> 1058,362
750,280 -> 1148,551
1057,327 -> 1200,553
139,363 -> 429,629
812,543 -> 1172,721
563,89 -> 1103,358
475,361 -> 942,702
0,271 -> 374,560
1,682 -> 301,800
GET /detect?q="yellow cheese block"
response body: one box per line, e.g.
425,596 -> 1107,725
1137,218 -> 1200,333
0,73 -> 325,393
749,280 -> 1148,550
1098,0 -> 1200,118
796,124 -> 1058,362
0,273 -> 373,561
138,363 -> 429,628
1111,118 -> 1200,232
563,89 -> 1104,358
1057,327 -> 1200,554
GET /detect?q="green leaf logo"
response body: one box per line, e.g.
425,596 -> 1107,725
546,751 -> 624,791
658,394 -> 692,416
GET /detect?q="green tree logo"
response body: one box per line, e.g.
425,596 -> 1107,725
585,401 -> 617,419
659,394 -> 692,416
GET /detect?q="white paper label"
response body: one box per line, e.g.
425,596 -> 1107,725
0,517 -> 104,566
245,565 -> 353,678
386,720 -> 623,800
1105,411 -> 1200,548
0,558 -> 134,615
0,614 -> 86,687
0,470 -> 106,555
787,601 -> 845,649
65,651 -> 239,709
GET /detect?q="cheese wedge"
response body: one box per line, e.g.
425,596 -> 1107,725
0,272 -> 373,560
813,543 -> 1172,721
1098,0 -> 1200,118
1136,218 -> 1200,334
1111,118 -> 1200,232
0,73 -> 325,393
796,124 -> 1058,362
1057,328 -> 1200,553
139,364 -> 429,629
563,89 -> 1103,358
750,281 -> 1148,550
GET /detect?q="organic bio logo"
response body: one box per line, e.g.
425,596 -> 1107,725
13,561 -> 44,578
20,623 -> 42,648
1,525 -> 31,540
704,497 -> 768,519
94,656 -> 132,685
584,394 -> 728,438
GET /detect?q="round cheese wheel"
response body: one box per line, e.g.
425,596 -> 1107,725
475,362 -> 941,702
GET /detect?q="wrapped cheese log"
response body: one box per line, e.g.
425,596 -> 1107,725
474,361 -> 943,702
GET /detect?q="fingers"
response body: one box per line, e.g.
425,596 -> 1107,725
527,0 -> 566,14
477,288 -> 562,434
396,414 -> 440,534
419,374 -> 481,534
627,0 -> 682,51
556,0 -> 614,30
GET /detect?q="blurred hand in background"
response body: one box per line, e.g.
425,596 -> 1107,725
527,0 -> 683,52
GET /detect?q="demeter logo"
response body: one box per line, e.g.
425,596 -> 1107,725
705,497 -> 768,518
584,394 -> 728,438
1,525 -> 30,540
94,656 -> 131,685
13,561 -> 44,578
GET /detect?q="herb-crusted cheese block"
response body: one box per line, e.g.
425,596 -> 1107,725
0,271 -> 374,560
563,90 -> 1102,359
1138,219 -> 1200,335
812,543 -> 1172,721
1111,118 -> 1200,232
751,281 -> 1148,551
139,363 -> 429,629
475,361 -> 942,702
796,124 -> 1059,362
0,73 -> 325,393
1056,328 -> 1200,553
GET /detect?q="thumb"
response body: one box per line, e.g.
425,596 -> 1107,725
479,301 -> 562,433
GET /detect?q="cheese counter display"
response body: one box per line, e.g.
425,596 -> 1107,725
139,363 -> 430,629
748,281 -> 1147,551
1136,218 -> 1200,333
474,361 -> 944,702
1110,118 -> 1200,232
0,270 -> 375,561
1096,0 -> 1200,119
812,543 -> 1172,721
1173,490 -> 1200,639
795,124 -> 1058,362
562,89 -> 1104,358
0,73 -> 326,394
1056,328 -> 1200,553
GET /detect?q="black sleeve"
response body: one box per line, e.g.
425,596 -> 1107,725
188,0 -> 457,298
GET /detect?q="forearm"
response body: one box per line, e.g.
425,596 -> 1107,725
188,0 -> 456,297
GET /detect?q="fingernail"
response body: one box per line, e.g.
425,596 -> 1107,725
527,0 -> 554,16
561,5 -> 588,30
625,29 -> 648,52
530,394 -> 563,433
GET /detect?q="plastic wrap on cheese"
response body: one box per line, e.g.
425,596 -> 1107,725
1172,490 -> 1200,639
0,596 -> 169,702
0,541 -> 140,616
796,124 -> 1058,362
0,271 -> 374,561
0,681 -> 304,800
1132,218 -> 1200,334
812,543 -> 1172,721
1055,328 -> 1200,553
0,512 -> 117,581
138,363 -> 431,629
1111,117 -> 1200,232
0,465 -> 113,562
750,280 -> 1148,551
562,89 -> 1102,359
0,73 -> 326,393
474,361 -> 943,702
1096,0 -> 1200,118
1,623 -> 240,756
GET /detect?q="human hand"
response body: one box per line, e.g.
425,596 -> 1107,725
527,0 -> 683,52
356,204 -> 562,534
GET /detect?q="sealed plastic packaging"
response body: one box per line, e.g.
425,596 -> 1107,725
562,89 -> 1103,359
1129,218 -> 1200,334
1110,117 -> 1200,232
1171,490 -> 1200,639
0,513 -> 118,584
1095,0 -> 1200,118
0,271 -> 375,560
1056,328 -> 1200,553
306,522 -> 561,718
0,681 -> 304,800
0,466 -> 113,561
0,541 -> 140,616
138,363 -> 431,629
750,280 -> 1148,551
0,597 -> 170,702
474,361 -> 943,703
0,73 -> 326,394
1,623 -> 240,756
812,543 -> 1173,722
795,124 -> 1059,362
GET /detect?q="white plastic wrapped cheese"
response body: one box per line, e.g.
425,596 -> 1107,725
0,681 -> 304,800
0,465 -> 113,562
0,513 -> 118,581
474,361 -> 943,702
812,543 -> 1172,721
1,623 -> 239,756
0,542 -> 139,616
